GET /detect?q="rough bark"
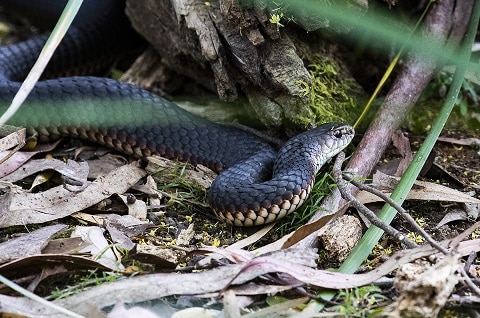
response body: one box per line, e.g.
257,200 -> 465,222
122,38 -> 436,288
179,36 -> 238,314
124,0 -> 366,128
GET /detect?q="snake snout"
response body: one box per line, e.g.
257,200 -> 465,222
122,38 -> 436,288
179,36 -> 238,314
320,123 -> 354,154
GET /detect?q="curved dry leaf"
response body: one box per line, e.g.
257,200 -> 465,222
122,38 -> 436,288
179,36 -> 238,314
436,209 -> 468,228
437,136 -> 480,146
72,226 -> 123,271
0,141 -> 62,177
0,126 -> 26,152
0,254 -> 113,279
0,164 -> 146,227
191,246 -> 254,264
72,213 -> 149,236
3,158 -> 89,184
86,154 -> 127,179
227,223 -> 275,250
42,237 -> 88,254
130,245 -> 178,268
105,221 -> 136,252
0,224 -> 67,262
0,238 -> 477,317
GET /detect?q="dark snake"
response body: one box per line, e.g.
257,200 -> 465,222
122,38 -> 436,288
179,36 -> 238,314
0,0 -> 354,226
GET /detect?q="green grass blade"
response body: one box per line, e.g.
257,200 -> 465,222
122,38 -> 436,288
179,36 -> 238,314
0,275 -> 84,317
311,1 -> 480,310
0,0 -> 84,125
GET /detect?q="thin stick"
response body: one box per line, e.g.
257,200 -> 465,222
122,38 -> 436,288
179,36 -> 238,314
332,152 -> 416,248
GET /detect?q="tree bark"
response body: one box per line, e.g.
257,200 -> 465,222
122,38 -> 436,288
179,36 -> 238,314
124,0 -> 365,128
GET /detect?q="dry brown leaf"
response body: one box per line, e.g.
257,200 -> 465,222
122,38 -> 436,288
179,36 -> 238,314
71,226 -> 124,270
86,153 -> 127,179
105,222 -> 136,252
2,158 -> 89,185
0,254 -> 112,279
0,126 -> 26,152
131,175 -> 163,211
131,175 -> 162,196
42,237 -> 89,254
391,130 -> 413,176
436,208 -> 469,228
0,237 -> 478,317
0,164 -> 146,227
72,213 -> 149,236
438,136 -> 480,146
227,223 -> 275,250
192,246 -> 254,264
0,224 -> 67,263
0,140 -> 62,177
218,283 -> 293,297
252,208 -> 341,255
130,245 -> 178,268
0,294 -> 54,317
280,206 -> 343,250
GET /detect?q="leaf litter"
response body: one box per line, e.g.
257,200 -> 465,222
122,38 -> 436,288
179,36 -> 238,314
0,129 -> 479,317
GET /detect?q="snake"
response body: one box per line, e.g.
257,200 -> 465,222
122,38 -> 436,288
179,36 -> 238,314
0,0 -> 354,226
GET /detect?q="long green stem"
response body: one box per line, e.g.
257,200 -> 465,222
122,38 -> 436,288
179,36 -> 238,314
339,0 -> 480,275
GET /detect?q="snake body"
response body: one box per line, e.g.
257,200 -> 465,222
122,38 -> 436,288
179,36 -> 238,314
0,0 -> 354,226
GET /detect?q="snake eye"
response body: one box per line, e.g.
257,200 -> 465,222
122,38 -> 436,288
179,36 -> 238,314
332,129 -> 343,138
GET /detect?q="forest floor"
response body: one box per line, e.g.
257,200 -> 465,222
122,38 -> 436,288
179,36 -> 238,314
1,121 -> 479,317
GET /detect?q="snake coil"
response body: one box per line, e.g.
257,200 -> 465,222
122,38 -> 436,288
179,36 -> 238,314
0,0 -> 354,225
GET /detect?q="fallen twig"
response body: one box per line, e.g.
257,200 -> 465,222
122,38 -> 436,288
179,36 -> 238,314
332,152 -> 416,248
333,152 -> 480,297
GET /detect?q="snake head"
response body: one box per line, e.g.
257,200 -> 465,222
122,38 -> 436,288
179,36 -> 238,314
311,122 -> 354,172
273,122 -> 354,177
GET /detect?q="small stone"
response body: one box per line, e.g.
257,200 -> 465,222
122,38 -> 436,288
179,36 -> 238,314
318,215 -> 362,262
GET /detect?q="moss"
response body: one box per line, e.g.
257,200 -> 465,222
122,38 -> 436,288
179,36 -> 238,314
297,54 -> 364,125
265,0 -> 367,33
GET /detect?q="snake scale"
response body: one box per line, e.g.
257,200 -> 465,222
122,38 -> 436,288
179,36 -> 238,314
0,0 -> 354,226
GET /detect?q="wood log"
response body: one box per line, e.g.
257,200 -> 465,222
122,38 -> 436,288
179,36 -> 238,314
124,0 -> 366,129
